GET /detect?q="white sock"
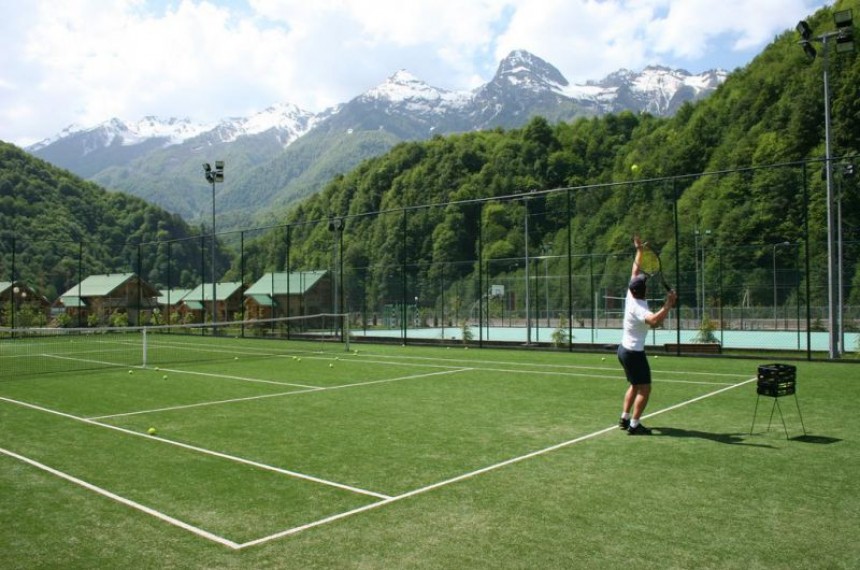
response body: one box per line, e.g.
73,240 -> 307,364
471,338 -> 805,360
621,413 -> 631,420
630,419 -> 640,428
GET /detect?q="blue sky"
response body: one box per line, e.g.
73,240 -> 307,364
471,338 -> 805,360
0,0 -> 832,147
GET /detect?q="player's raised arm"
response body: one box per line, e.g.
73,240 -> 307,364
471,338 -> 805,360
631,235 -> 645,279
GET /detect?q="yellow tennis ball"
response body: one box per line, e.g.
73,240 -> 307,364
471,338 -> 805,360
147,427 -> 157,435
631,164 -> 639,172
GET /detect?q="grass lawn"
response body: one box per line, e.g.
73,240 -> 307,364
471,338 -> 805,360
1,338 -> 857,569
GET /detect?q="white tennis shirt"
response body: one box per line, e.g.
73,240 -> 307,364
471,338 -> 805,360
621,289 -> 653,351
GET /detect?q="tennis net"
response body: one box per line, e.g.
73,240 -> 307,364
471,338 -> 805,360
0,313 -> 349,379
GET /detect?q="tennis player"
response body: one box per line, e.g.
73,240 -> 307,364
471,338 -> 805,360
617,236 -> 677,435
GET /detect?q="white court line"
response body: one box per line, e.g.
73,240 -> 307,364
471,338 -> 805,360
237,375 -> 759,549
151,367 -> 321,389
0,396 -> 390,501
0,446 -> 241,550
90,368 -> 471,420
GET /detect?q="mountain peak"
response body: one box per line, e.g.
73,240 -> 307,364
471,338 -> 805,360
362,69 -> 449,103
494,50 -> 569,90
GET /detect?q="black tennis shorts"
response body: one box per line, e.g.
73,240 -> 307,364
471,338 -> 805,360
616,345 -> 652,385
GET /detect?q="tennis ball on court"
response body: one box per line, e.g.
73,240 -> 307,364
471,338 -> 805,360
147,427 -> 157,435
654,355 -> 659,359
601,357 -> 606,361
128,370 -> 133,375
234,356 -> 239,360
162,375 -> 168,380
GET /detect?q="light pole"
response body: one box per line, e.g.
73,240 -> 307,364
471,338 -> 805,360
694,228 -> 710,320
772,241 -> 791,328
203,161 -> 224,327
523,197 -> 531,345
327,215 -> 344,318
797,9 -> 854,357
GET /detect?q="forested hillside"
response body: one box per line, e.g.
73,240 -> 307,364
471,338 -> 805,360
243,2 -> 859,313
0,142 -> 227,299
3,2 -> 859,320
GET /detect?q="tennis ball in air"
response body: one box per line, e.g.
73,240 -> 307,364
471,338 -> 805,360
147,427 -> 157,435
631,164 -> 639,172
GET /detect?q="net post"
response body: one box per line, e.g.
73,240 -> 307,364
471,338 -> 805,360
142,327 -> 148,368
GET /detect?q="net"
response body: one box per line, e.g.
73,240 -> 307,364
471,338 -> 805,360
0,313 -> 349,379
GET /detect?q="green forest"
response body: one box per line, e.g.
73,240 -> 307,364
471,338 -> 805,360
0,143 -> 230,300
1,1 -> 859,328
247,2 -> 860,316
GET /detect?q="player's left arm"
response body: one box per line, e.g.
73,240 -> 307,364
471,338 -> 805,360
645,290 -> 677,327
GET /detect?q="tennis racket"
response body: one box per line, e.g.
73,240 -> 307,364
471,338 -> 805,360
636,247 -> 672,292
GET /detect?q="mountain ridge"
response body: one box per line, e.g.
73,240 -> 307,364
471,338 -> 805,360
26,50 -> 726,228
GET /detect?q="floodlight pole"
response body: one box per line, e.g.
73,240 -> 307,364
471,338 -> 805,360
203,161 -> 224,329
211,176 -> 216,327
821,37 -> 840,357
799,11 -> 852,358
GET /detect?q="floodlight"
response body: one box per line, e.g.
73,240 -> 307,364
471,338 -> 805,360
328,217 -> 343,231
215,160 -> 224,171
797,20 -> 813,40
834,9 -> 853,30
203,162 -> 211,172
802,41 -> 818,60
836,36 -> 855,53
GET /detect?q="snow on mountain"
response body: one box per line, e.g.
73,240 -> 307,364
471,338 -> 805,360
27,116 -> 213,154
495,49 -> 569,92
27,50 -> 727,181
361,70 -> 470,113
206,102 -> 320,145
569,65 -> 727,115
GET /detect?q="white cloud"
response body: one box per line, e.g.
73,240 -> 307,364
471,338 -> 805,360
0,0 -> 831,147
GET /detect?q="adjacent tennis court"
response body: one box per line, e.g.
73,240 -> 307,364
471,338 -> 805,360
1,330 -> 857,568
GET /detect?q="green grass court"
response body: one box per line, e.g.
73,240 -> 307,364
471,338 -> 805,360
1,335 -> 858,568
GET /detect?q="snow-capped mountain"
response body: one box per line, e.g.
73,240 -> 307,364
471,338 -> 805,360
27,50 -> 726,226
579,65 -> 727,116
